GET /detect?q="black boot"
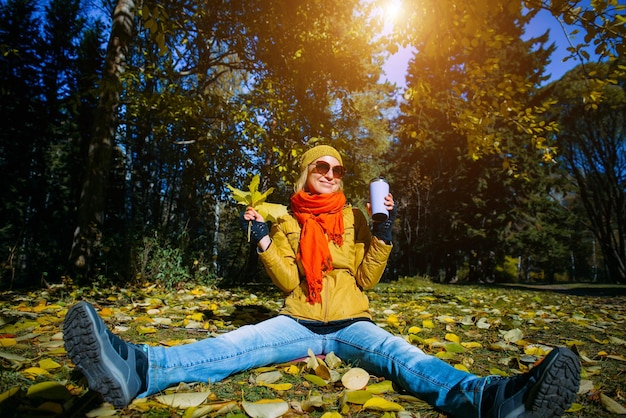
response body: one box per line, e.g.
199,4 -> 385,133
63,301 -> 148,408
481,347 -> 580,418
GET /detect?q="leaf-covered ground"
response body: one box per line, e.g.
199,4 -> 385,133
1,277 -> 625,417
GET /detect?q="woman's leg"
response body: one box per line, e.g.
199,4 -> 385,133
145,315 -> 322,396
328,321 -> 580,418
328,321 -> 484,417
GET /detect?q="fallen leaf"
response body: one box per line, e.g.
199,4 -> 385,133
600,393 -> 626,414
366,380 -> 394,394
345,390 -> 374,404
502,328 -> 523,343
22,367 -> 50,379
255,371 -> 282,385
341,367 -> 370,390
363,397 -> 404,411
85,403 -> 117,417
26,381 -> 71,401
156,391 -> 210,408
476,317 -> 491,329
0,338 -> 17,347
241,399 -> 289,418
325,351 -> 342,369
39,358 -> 62,370
303,374 -> 328,386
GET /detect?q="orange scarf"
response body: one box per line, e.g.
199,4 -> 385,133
290,190 -> 346,304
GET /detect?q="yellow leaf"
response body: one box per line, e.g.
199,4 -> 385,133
26,381 -> 71,401
38,358 -> 62,370
187,313 -> 205,322
0,338 -> 16,347
283,364 -> 300,375
408,326 -> 421,334
565,340 -> 585,347
320,412 -> 342,418
0,387 -> 20,403
365,380 -> 395,394
100,307 -> 113,317
566,403 -> 584,412
422,319 -> 435,329
461,342 -> 483,349
363,397 -> 404,411
303,374 -> 328,386
259,382 -> 293,391
345,390 -> 373,404
435,351 -> 455,360
454,364 -> 470,373
137,326 -> 157,334
445,333 -> 460,343
22,367 -> 49,379
387,314 -> 400,328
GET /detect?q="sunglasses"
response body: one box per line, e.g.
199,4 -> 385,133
311,161 -> 347,179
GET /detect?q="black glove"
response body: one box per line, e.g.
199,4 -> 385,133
240,212 -> 270,244
372,206 -> 397,244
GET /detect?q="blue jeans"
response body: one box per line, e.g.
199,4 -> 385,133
144,315 -> 486,417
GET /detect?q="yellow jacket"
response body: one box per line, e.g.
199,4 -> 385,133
258,205 -> 392,322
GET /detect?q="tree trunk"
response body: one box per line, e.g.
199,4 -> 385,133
69,0 -> 135,277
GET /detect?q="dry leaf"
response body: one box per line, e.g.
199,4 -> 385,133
600,393 -> 626,414
156,391 -> 210,408
256,371 -> 282,385
341,367 -> 370,390
241,399 -> 289,418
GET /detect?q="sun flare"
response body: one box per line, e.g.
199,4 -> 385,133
384,0 -> 402,22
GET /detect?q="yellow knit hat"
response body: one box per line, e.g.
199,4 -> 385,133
300,145 -> 343,170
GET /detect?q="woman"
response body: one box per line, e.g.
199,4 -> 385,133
63,145 -> 580,418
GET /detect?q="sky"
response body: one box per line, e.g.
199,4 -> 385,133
381,7 -> 593,88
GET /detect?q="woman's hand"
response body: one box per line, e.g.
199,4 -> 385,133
242,207 -> 264,223
241,207 -> 271,251
370,194 -> 396,244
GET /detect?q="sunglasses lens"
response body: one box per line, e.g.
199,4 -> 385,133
312,161 -> 346,179
314,161 -> 331,175
333,166 -> 346,179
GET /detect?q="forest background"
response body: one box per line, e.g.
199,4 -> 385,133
0,0 -> 625,289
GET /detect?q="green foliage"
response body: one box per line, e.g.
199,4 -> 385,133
134,234 -> 191,289
1,0 -> 622,286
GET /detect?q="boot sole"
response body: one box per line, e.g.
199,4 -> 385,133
523,347 -> 581,418
63,302 -> 135,408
